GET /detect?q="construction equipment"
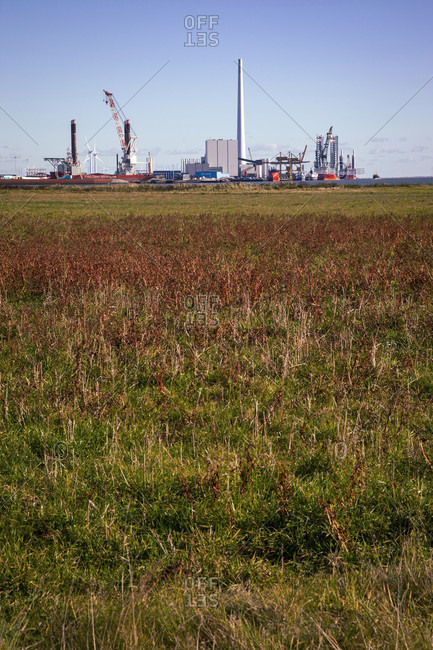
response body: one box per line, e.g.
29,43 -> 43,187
315,126 -> 334,169
239,156 -> 268,168
238,156 -> 270,179
240,145 -> 308,181
103,90 -> 137,175
314,126 -> 339,180
271,146 -> 308,180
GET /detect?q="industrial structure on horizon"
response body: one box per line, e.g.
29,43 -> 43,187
103,90 -> 152,176
181,138 -> 239,179
39,91 -> 153,182
309,126 -> 363,180
1,59 -> 363,184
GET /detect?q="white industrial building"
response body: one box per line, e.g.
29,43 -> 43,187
205,139 -> 238,177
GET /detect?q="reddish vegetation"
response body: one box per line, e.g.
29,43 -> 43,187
0,214 -> 431,306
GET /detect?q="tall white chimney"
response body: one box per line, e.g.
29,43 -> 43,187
237,58 -> 246,175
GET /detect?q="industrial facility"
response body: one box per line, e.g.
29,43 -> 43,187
43,120 -> 82,179
103,90 -> 152,177
37,90 -> 153,183
0,59 -> 363,185
182,138 -> 238,179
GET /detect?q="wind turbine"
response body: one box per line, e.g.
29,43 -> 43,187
83,139 -> 104,174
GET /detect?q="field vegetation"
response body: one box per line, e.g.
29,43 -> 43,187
0,184 -> 432,648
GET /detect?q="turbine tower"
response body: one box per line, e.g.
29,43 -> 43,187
84,139 -> 104,174
237,58 -> 246,175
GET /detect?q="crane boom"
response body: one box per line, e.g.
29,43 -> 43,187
103,89 -> 138,175
320,126 -> 333,164
103,90 -> 126,151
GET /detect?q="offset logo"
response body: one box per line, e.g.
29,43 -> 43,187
184,577 -> 219,607
53,440 -> 69,460
184,15 -> 219,47
334,442 -> 348,460
184,294 -> 221,329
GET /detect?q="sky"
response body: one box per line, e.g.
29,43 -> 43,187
1,0 -> 432,177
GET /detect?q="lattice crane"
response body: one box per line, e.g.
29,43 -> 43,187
103,90 -> 126,151
315,126 -> 337,171
103,89 -> 136,174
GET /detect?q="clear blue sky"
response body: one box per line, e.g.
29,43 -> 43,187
1,0 -> 432,177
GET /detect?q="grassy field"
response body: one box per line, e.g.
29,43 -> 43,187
0,184 -> 432,648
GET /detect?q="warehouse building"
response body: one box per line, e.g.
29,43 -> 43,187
205,139 -> 238,177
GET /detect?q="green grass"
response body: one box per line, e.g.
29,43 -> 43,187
0,184 -> 432,647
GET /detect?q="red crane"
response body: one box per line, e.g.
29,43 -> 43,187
103,90 -> 126,152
